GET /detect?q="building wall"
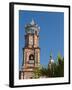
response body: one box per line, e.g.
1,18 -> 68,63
20,47 -> 40,79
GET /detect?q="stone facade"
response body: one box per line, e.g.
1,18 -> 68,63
19,19 -> 40,79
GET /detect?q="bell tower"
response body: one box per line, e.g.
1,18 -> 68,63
20,19 -> 40,79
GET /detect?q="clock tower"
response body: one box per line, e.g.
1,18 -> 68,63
20,19 -> 40,79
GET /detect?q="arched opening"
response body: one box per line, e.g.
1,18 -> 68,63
29,54 -> 34,64
29,54 -> 34,60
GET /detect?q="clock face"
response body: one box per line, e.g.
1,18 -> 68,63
29,36 -> 33,45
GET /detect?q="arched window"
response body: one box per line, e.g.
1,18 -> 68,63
29,54 -> 34,60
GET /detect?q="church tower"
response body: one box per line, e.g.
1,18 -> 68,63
20,19 -> 40,79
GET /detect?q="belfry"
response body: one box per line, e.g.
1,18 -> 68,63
20,19 -> 40,79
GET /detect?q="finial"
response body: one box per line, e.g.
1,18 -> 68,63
30,18 -> 35,25
50,51 -> 52,60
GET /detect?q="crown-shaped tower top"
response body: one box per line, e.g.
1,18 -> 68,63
25,19 -> 40,35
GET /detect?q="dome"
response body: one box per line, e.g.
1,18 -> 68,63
50,59 -> 54,63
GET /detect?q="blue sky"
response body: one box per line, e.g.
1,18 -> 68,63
19,10 -> 64,69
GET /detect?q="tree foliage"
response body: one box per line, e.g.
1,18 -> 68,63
33,67 -> 41,78
33,53 -> 64,78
